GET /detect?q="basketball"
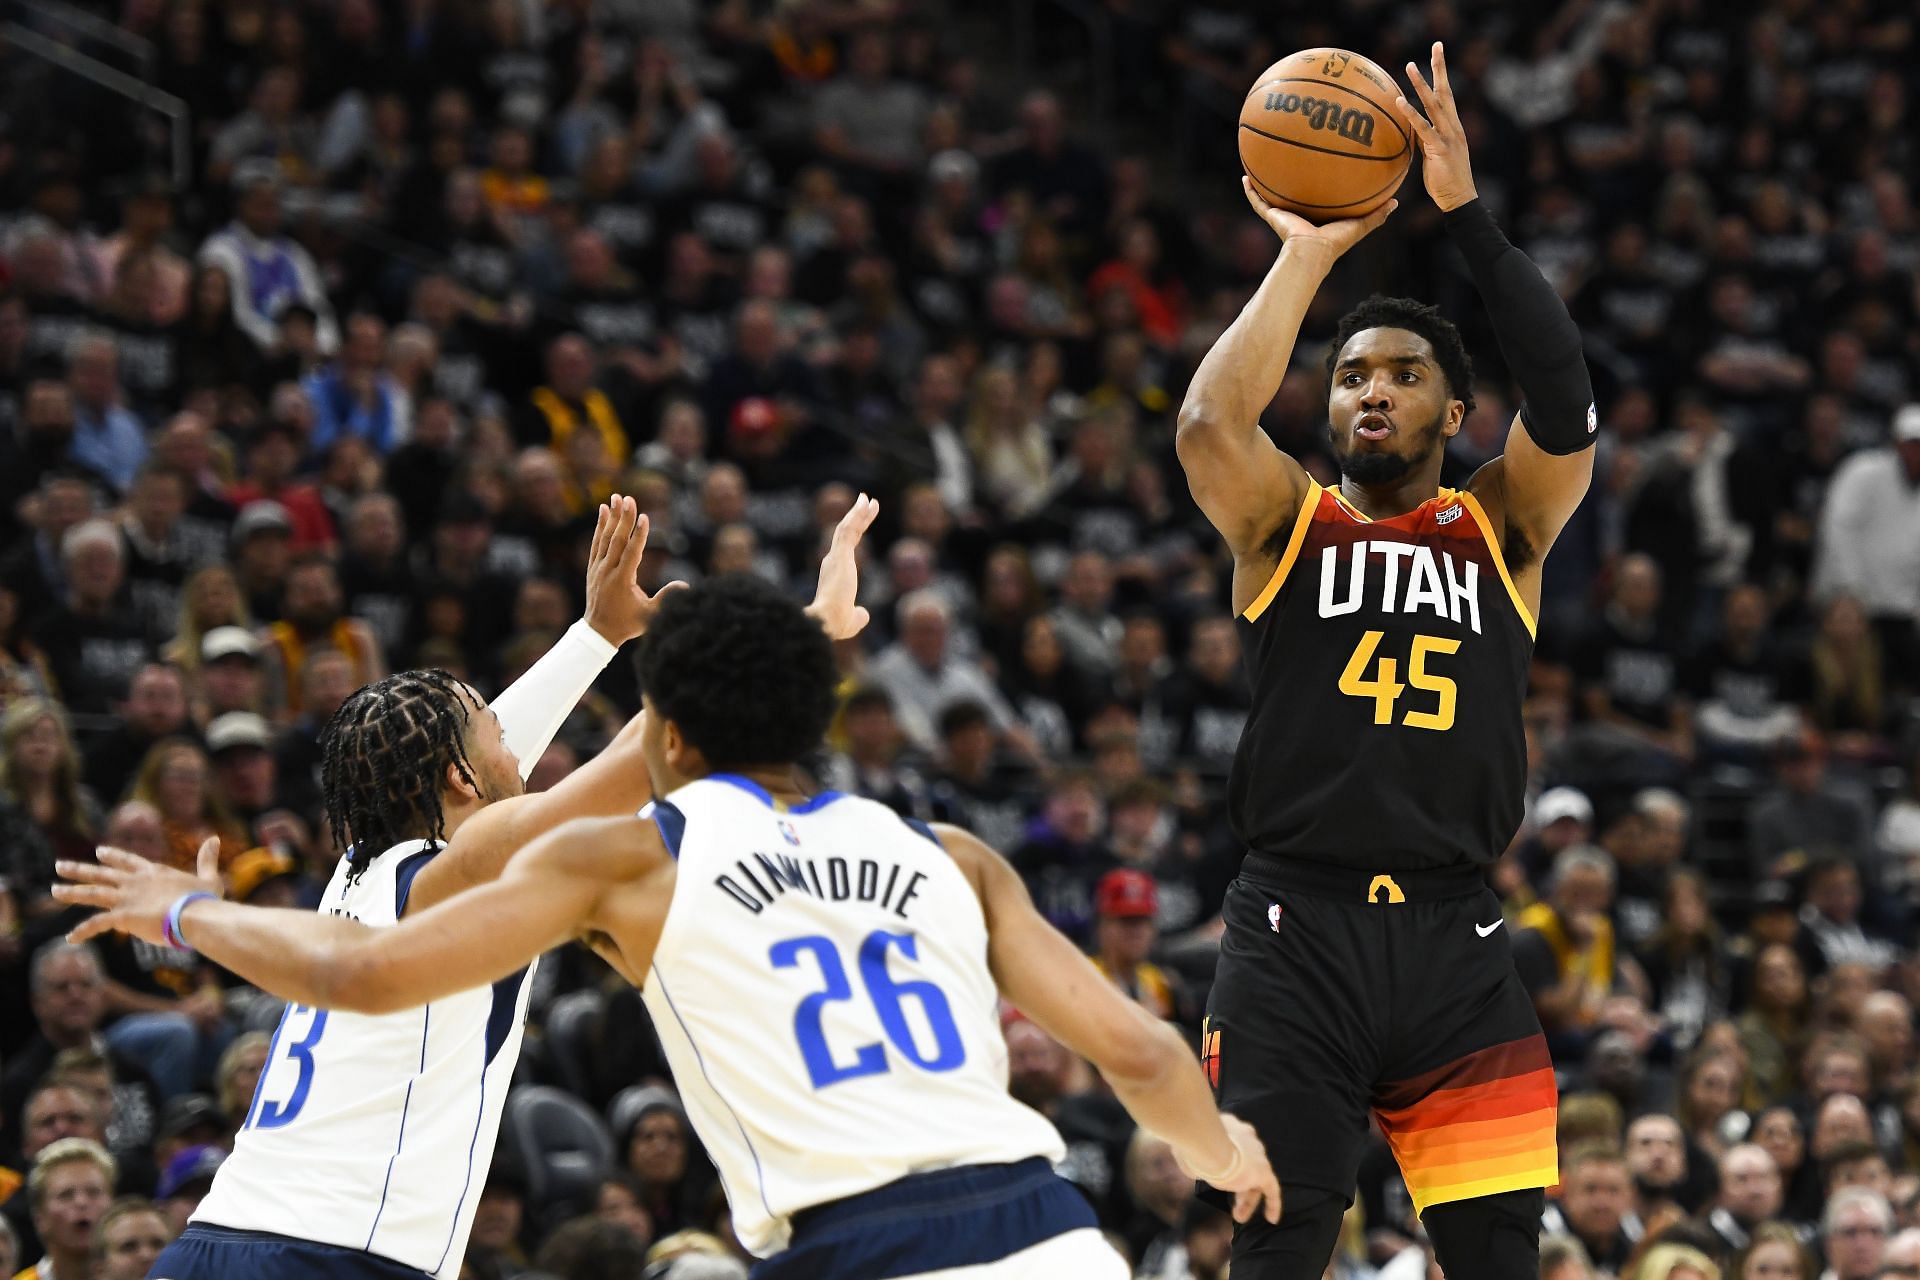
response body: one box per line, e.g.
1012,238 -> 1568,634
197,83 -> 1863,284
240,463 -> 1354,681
1239,48 -> 1413,221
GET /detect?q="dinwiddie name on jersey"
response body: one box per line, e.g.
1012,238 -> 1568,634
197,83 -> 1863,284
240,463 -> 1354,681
716,850 -> 931,920
1316,540 -> 1485,634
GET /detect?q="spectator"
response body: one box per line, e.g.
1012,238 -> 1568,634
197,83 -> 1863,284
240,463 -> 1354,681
1704,1144 -> 1785,1257
0,699 -> 99,906
120,467 -> 222,643
1737,945 -> 1812,1107
1823,1187 -> 1893,1280
1797,859 -> 1898,976
303,312 -> 404,456
615,1089 -> 709,1240
810,30 -> 929,189
1749,736 -> 1877,875
18,1138 -> 115,1280
516,333 -> 630,462
820,686 -> 932,817
212,1034 -> 268,1127
1812,406 -> 1920,689
1627,1113 -> 1704,1217
465,1167 -> 530,1277
65,335 -> 149,493
31,521 -> 151,717
126,738 -> 246,871
153,1144 -> 223,1236
196,163 -> 339,355
82,664 -> 190,805
229,428 -> 337,552
1122,1129 -> 1191,1272
1010,772 -> 1115,944
1089,868 -> 1179,1022
1686,584 -> 1804,764
195,627 -> 265,728
1516,848 -> 1626,1052
1002,1017 -> 1129,1226
257,554 -> 384,721
1573,553 -> 1692,765
90,1196 -> 172,1280
868,590 -> 1026,759
929,700 -> 1032,854
592,1173 -> 655,1247
1543,1142 -> 1639,1277
1728,1222 -> 1813,1280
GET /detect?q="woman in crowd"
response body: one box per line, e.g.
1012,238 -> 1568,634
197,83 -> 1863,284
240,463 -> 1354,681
127,737 -> 248,869
0,698 -> 100,908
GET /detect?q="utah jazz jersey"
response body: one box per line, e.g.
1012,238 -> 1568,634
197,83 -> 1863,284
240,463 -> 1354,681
193,840 -> 536,1278
1228,482 -> 1534,871
639,776 -> 1066,1258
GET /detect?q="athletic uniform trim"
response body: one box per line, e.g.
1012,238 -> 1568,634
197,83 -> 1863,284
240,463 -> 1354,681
364,1009 -> 430,1249
755,1158 -> 1096,1280
1457,492 -> 1535,637
1242,481 -> 1324,623
649,961 -> 777,1224
648,799 -> 688,858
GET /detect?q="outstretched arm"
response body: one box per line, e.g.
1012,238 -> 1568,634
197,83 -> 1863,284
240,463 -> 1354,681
1177,185 -> 1394,561
1396,43 -> 1594,551
55,818 -> 661,1014
935,823 -> 1280,1225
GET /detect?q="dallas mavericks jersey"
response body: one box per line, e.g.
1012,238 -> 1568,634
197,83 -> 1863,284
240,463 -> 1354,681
194,840 -> 536,1278
639,776 -> 1065,1257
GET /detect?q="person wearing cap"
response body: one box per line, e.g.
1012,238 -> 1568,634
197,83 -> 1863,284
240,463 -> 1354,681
196,159 -> 340,356
153,1145 -> 225,1235
195,626 -> 266,729
226,502 -> 296,624
204,712 -> 281,830
228,421 -> 337,552
1813,403 -> 1920,692
152,1094 -> 229,1174
1090,869 -> 1180,1022
224,846 -> 300,909
1518,786 -> 1596,888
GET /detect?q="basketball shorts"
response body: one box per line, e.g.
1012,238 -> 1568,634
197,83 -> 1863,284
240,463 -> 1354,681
754,1157 -> 1125,1280
1203,856 -> 1558,1228
150,1223 -> 434,1279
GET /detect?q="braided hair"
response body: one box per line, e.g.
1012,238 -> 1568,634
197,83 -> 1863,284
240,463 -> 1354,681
321,669 -> 481,884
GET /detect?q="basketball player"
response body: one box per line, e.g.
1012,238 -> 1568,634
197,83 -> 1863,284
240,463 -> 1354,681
80,496 -> 874,1280
57,574 -> 1280,1280
1173,44 -> 1594,1278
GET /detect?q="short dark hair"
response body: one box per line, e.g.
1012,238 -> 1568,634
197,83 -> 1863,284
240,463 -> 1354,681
938,700 -> 991,738
636,575 -> 838,770
1325,295 -> 1476,416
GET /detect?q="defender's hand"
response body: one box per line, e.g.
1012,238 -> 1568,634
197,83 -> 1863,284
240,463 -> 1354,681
55,838 -> 224,947
806,493 -> 879,640
1394,42 -> 1478,212
584,494 -> 686,646
1244,177 -> 1396,267
1180,1112 -> 1283,1225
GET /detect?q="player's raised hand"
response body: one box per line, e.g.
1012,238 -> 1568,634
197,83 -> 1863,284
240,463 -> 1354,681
1244,177 -> 1396,264
584,493 -> 687,645
1181,1112 -> 1283,1225
54,836 -> 225,947
1394,41 -> 1479,213
806,493 -> 879,640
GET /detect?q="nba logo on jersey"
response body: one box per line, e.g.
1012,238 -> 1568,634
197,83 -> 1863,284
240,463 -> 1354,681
778,818 -> 801,846
1267,903 -> 1283,931
1434,504 -> 1464,526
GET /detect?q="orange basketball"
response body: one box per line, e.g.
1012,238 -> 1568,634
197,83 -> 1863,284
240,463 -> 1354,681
1238,48 -> 1412,221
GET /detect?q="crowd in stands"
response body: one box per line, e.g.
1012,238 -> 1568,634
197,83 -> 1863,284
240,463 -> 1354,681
0,0 -> 1919,1277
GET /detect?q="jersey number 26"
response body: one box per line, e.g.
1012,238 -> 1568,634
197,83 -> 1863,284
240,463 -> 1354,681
770,930 -> 967,1090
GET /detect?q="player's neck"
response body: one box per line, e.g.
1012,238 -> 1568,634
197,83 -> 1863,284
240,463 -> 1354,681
697,764 -> 807,804
1336,468 -> 1442,522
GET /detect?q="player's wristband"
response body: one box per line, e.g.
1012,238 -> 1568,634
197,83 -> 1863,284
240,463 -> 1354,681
161,892 -> 217,952
1442,199 -> 1597,455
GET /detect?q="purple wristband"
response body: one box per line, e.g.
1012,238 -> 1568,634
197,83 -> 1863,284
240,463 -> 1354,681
162,892 -> 217,952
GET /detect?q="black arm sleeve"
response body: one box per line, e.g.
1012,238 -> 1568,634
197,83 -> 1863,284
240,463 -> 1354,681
1443,199 -> 1597,454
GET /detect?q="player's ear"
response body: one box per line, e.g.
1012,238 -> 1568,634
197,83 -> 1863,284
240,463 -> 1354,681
1444,398 -> 1466,438
662,718 -> 705,776
445,759 -> 482,802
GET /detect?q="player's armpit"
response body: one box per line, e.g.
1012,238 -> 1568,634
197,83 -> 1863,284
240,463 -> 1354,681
403,711 -> 653,915
1477,424 -> 1595,559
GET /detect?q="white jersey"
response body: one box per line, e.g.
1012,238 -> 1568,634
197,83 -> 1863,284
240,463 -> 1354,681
639,776 -> 1065,1258
195,840 -> 537,1277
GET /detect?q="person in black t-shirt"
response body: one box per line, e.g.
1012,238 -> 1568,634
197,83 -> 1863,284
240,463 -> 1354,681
1686,583 -> 1804,765
32,521 -> 151,719
1573,553 -> 1691,765
928,700 -> 1033,855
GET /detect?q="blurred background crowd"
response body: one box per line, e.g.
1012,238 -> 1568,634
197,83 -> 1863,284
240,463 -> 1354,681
0,0 -> 1918,1277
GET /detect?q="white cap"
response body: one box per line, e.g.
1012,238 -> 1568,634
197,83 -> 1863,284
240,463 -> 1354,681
206,711 -> 273,755
1534,786 -> 1594,829
1892,404 -> 1920,443
201,626 -> 260,664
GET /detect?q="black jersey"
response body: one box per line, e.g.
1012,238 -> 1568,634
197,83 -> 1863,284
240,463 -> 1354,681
1227,481 -> 1535,871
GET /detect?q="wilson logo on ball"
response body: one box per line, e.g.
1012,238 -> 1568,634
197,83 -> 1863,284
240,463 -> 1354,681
1260,92 -> 1377,147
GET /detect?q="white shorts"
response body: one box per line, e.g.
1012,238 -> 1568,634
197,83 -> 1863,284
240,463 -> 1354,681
897,1228 -> 1129,1279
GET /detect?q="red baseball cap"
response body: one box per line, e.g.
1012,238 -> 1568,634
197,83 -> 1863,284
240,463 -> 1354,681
1096,869 -> 1158,920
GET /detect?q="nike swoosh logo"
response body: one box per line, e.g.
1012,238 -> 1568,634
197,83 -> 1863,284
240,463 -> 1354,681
1475,919 -> 1505,937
